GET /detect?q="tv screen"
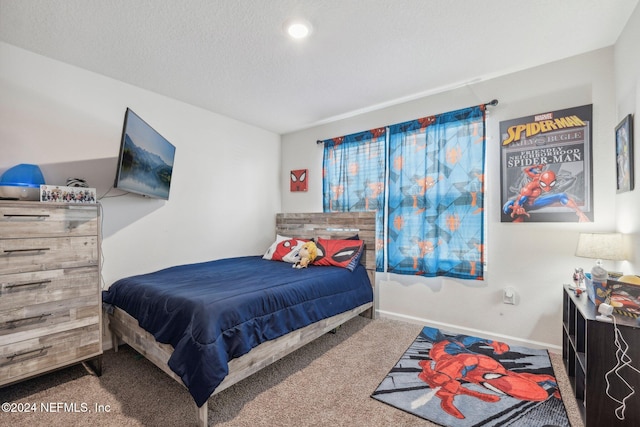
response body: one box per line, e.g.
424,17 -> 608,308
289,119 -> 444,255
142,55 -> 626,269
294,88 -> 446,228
114,108 -> 175,200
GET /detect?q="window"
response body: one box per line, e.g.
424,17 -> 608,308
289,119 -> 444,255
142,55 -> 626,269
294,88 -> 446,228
322,106 -> 486,279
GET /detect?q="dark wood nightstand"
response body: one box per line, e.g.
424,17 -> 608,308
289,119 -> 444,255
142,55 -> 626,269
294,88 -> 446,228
562,284 -> 640,426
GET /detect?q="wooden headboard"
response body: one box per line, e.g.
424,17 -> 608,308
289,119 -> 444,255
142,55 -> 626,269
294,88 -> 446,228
275,212 -> 377,285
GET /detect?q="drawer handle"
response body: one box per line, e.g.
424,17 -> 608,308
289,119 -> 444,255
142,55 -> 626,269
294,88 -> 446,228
3,248 -> 51,254
5,280 -> 52,289
3,313 -> 52,329
6,345 -> 53,361
2,214 -> 50,218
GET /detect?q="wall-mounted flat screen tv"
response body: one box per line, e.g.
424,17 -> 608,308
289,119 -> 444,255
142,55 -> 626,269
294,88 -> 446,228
114,108 -> 175,200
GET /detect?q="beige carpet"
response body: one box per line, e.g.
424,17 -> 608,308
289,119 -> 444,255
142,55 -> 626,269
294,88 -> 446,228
1,317 -> 583,426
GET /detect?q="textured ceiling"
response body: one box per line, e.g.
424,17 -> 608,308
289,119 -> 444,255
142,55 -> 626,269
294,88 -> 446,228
1,0 -> 637,134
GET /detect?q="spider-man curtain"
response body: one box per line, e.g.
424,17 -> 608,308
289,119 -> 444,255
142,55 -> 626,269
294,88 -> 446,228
387,106 -> 485,279
322,128 -> 386,271
322,105 -> 486,280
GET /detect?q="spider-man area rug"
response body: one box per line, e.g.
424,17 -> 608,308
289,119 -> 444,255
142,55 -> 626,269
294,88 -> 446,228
371,326 -> 570,427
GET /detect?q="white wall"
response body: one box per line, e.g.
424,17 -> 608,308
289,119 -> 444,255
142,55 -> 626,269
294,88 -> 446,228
0,42 -> 282,287
281,46 -> 625,350
615,4 -> 640,272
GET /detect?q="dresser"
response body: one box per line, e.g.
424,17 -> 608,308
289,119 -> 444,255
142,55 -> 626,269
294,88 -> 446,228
0,201 -> 102,387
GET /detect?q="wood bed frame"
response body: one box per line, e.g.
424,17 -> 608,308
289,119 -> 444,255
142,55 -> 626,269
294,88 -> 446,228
106,212 -> 377,426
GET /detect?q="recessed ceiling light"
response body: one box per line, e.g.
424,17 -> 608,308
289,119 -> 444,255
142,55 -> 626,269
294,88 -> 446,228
284,18 -> 312,39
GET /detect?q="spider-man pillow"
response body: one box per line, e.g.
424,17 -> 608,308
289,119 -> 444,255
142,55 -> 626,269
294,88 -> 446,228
313,237 -> 364,271
262,235 -> 311,263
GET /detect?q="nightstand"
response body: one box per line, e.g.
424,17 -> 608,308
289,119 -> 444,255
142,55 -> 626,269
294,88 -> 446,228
562,284 -> 640,426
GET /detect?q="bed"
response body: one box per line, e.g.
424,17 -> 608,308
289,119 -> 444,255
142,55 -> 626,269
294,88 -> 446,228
103,212 -> 377,426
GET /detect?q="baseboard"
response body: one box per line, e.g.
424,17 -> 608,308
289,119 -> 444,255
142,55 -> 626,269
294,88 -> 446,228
376,309 -> 561,353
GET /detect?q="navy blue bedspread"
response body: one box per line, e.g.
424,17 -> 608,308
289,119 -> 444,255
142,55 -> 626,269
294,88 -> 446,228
102,256 -> 373,407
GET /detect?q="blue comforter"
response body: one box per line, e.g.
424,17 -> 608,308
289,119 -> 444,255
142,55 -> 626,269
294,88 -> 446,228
102,256 -> 373,407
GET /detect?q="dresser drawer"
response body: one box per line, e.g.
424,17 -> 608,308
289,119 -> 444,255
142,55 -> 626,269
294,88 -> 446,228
0,236 -> 98,274
0,267 -> 98,311
0,204 -> 97,238
0,323 -> 101,385
0,294 -> 99,340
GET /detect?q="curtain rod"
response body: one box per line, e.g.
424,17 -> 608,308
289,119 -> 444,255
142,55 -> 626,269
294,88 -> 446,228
316,100 -> 499,144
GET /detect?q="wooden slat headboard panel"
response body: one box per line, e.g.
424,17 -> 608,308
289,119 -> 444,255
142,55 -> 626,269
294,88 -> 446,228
275,212 -> 377,284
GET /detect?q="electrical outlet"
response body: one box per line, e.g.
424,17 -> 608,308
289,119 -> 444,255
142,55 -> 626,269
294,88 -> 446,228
503,287 -> 516,304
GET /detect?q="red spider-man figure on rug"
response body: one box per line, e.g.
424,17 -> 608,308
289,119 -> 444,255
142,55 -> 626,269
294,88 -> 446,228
416,328 -> 560,420
502,164 -> 589,222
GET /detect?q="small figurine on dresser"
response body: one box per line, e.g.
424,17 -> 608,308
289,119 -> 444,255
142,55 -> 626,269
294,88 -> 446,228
573,267 -> 585,289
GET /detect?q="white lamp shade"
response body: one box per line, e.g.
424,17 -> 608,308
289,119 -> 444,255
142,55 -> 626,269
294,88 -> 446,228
575,233 -> 625,261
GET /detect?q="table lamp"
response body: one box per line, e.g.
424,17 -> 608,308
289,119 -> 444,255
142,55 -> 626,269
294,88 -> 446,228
575,232 -> 625,287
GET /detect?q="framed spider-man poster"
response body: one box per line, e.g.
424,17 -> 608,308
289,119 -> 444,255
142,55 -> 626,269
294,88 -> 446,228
290,169 -> 308,192
500,104 -> 594,223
